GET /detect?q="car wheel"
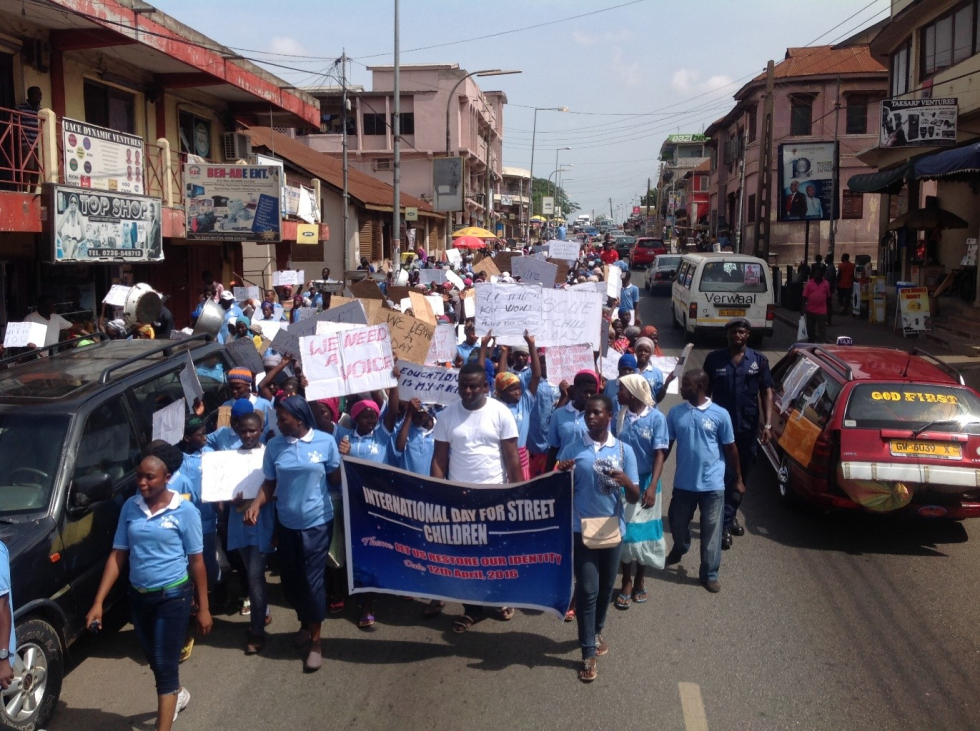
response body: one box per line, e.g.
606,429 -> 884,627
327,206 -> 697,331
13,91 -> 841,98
1,619 -> 63,731
672,303 -> 682,328
776,455 -> 803,509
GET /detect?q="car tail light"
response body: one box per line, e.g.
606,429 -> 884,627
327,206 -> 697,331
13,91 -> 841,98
918,505 -> 948,518
655,272 -> 663,280
812,432 -> 832,464
688,303 -> 697,320
766,303 -> 775,321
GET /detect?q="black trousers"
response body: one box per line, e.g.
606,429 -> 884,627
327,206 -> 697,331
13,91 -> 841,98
724,430 -> 759,529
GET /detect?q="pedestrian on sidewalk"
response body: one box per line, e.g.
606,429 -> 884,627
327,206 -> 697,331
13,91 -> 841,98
836,253 -> 855,315
664,370 -> 742,593
824,254 -> 837,326
802,265 -> 831,343
702,318 -> 774,550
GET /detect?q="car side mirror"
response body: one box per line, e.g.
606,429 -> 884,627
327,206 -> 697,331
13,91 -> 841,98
70,473 -> 113,513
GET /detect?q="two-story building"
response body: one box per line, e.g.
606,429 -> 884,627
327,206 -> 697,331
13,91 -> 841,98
705,39 -> 888,265
658,134 -> 710,233
0,0 -> 328,328
495,166 -> 530,240
297,64 -> 507,251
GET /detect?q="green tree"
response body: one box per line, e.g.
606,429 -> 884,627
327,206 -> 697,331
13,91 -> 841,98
639,188 -> 658,210
530,177 -> 578,218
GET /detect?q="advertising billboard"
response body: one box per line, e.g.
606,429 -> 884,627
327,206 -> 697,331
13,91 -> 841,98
432,157 -> 464,212
183,164 -> 282,242
778,142 -> 836,222
62,118 -> 145,194
51,185 -> 163,262
880,98 -> 957,148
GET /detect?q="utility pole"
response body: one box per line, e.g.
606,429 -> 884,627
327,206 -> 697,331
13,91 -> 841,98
609,197 -> 613,220
391,0 -> 401,272
654,162 -> 665,233
829,75 -> 841,259
735,126 -> 748,253
753,60 -> 775,260
646,177 -> 651,218
341,50 -> 350,270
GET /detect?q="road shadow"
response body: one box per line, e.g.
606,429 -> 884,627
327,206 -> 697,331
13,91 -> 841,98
48,702 -> 153,731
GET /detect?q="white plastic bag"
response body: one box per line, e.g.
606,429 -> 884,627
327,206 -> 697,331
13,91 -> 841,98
797,315 -> 808,342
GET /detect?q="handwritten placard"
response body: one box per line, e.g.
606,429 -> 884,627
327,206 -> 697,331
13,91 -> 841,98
271,327 -> 301,359
599,352 -> 622,382
512,256 -> 558,287
409,291 -> 436,325
650,355 -> 681,394
102,284 -> 132,307
426,324 -> 458,365
445,248 -> 462,267
398,363 -> 460,405
2,321 -> 47,348
290,300 -> 368,338
546,344 -> 595,387
425,294 -> 445,319
418,269 -> 448,286
273,270 -> 304,287
179,352 -> 204,411
301,324 -> 396,400
201,449 -> 265,503
368,309 -> 434,365
152,398 -> 186,445
224,337 -> 264,375
549,240 -> 580,261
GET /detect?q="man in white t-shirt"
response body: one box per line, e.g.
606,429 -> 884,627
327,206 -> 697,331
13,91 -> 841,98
430,360 -> 522,630
25,295 -> 77,347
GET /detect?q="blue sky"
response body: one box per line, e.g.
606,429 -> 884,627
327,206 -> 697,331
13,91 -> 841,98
154,0 -> 890,218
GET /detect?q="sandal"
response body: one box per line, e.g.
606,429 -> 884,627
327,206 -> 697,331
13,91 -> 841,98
578,657 -> 597,683
498,607 -> 515,621
632,588 -> 649,604
245,633 -> 264,655
179,638 -> 194,663
614,593 -> 631,610
452,615 -> 479,633
358,612 -> 376,630
329,600 -> 345,614
423,600 -> 445,618
564,609 -> 576,623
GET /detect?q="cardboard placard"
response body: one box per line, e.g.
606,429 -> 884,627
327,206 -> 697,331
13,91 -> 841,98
152,398 -> 185,445
409,291 -> 436,325
398,364 -> 460,405
545,344 -> 595,387
349,279 -> 386,300
301,324 -> 397,400
102,284 -> 132,307
460,289 -> 476,320
494,251 -> 520,274
179,352 -> 204,411
473,256 -> 501,278
271,327 -> 301,360
548,258 -> 570,284
369,309 -> 435,365
290,300 -> 368,338
216,405 -> 232,429
426,324 -> 458,365
224,337 -> 265,376
2,322 -> 47,348
386,285 -> 411,303
512,257 -> 558,287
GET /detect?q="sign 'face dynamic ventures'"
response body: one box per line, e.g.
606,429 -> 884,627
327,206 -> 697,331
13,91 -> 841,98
62,118 -> 145,194
183,164 -> 282,242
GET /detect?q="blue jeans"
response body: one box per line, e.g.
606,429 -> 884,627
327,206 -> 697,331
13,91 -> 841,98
573,532 -> 622,660
668,489 -> 724,583
238,546 -> 269,637
129,581 -> 194,695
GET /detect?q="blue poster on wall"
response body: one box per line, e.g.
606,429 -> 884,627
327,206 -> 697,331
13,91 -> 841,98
341,458 -> 574,618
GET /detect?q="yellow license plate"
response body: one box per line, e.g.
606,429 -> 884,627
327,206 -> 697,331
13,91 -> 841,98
718,309 -> 746,317
889,440 -> 962,459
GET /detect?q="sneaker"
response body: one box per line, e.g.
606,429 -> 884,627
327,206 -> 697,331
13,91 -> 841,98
595,635 -> 609,656
172,687 -> 190,722
239,598 -> 251,616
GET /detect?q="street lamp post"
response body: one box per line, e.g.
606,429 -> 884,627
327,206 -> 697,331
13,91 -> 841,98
444,68 -> 520,250
553,146 -> 571,206
526,106 -> 569,242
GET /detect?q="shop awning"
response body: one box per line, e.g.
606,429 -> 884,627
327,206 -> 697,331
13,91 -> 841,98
847,163 -> 910,194
914,142 -> 980,180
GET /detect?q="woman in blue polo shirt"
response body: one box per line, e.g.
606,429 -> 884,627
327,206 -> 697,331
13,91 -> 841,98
487,332 -> 541,480
556,394 -> 639,683
86,443 -> 211,729
391,398 -> 437,476
613,375 -> 669,610
244,396 -> 341,673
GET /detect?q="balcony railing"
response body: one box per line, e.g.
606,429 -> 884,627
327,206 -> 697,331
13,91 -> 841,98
0,107 -> 45,192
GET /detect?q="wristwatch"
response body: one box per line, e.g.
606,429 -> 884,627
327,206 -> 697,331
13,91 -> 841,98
764,424 -> 772,430
0,648 -> 10,661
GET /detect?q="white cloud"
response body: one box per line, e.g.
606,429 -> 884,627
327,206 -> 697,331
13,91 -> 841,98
671,68 -> 734,96
572,29 -> 633,46
267,36 -> 308,57
610,47 -> 643,88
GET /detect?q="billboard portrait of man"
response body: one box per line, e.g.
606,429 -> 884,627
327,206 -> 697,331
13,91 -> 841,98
784,180 -> 807,218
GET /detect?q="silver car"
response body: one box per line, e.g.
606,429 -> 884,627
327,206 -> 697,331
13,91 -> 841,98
645,254 -> 682,295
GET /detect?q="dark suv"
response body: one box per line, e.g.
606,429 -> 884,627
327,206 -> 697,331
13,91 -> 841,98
0,335 -> 230,730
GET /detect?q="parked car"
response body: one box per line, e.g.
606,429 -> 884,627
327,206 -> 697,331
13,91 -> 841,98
762,344 -> 980,522
613,235 -> 636,260
583,226 -> 599,238
645,254 -> 682,295
671,252 -> 774,344
629,237 -> 668,269
0,335 -> 232,730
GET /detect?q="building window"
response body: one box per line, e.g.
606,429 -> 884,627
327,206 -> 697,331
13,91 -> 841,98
891,39 -> 911,95
846,95 -> 868,135
83,80 -> 135,134
747,194 -> 756,223
842,191 -> 864,220
178,111 -> 212,158
748,106 -> 757,143
954,3 -> 974,64
921,4 -> 976,78
363,113 -> 386,135
392,112 -> 415,135
696,174 -> 709,192
790,97 -> 813,136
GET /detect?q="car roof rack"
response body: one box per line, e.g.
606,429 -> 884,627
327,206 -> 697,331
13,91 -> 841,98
808,345 -> 853,380
99,334 -> 214,385
911,347 -> 966,386
0,331 -> 109,368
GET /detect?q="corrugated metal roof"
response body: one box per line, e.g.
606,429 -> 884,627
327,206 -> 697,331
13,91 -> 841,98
244,127 -> 432,212
755,45 -> 886,81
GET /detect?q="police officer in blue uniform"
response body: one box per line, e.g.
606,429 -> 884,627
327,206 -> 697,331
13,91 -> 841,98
702,318 -> 774,550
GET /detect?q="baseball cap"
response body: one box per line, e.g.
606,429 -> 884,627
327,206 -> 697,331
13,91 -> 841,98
219,291 -> 235,301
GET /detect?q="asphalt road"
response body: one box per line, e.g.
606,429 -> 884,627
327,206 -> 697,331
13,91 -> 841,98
49,278 -> 980,731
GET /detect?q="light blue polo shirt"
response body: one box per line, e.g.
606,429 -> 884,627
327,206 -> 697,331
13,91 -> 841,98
0,543 -> 14,665
222,395 -> 275,434
557,433 -> 639,534
206,426 -> 242,452
456,341 -> 479,363
666,399 -> 735,493
390,422 -> 436,475
548,402 -> 586,451
263,429 -> 340,531
334,424 -> 394,465
528,381 -> 559,455
178,451 -> 217,535
225,445 -> 275,554
615,407 -> 669,480
603,377 -> 623,419
498,390 -> 534,449
639,363 -> 665,399
619,283 -> 640,312
112,492 -> 204,590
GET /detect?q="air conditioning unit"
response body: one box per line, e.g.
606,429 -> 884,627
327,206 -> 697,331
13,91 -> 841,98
372,158 -> 392,171
222,132 -> 251,161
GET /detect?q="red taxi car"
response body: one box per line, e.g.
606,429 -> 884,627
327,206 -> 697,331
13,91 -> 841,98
762,344 -> 980,521
628,238 -> 667,269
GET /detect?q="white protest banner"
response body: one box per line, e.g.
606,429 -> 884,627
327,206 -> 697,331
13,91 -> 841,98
315,321 -> 358,335
273,270 -> 303,287
599,352 -> 622,382
546,344 -> 595,387
461,291 -> 476,319
2,322 -> 48,349
571,281 -> 605,294
271,327 -> 301,359
549,240 -> 580,261
233,287 -> 248,302
650,355 -> 680,394
152,398 -> 185,445
246,285 -> 261,301
398,363 -> 460,405
445,269 -> 465,290
252,320 -> 283,342
445,248 -> 462,267
605,265 -> 622,299
473,283 -> 496,337
201,449 -> 265,503
290,300 -> 367,338
426,324 -> 458,365
399,297 -> 413,313
301,324 -> 396,400
540,288 -> 604,351
102,284 -> 132,308
489,283 -> 539,346
426,295 -> 445,319
512,256 -> 558,287
179,352 -> 204,411
418,269 -> 448,285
